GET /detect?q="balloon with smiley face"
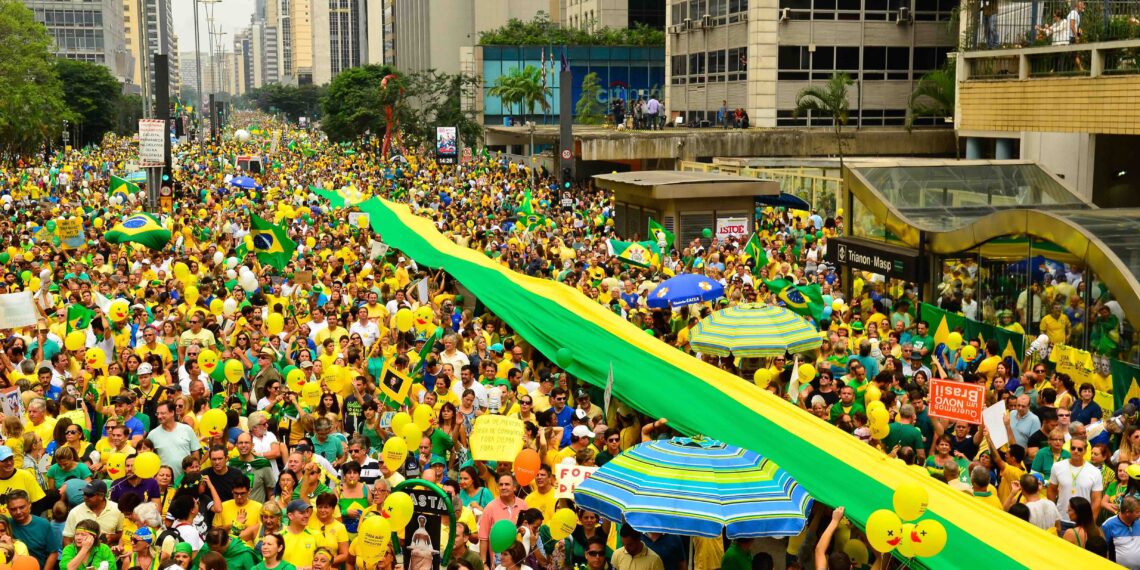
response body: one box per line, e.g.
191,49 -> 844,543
413,306 -> 436,337
198,408 -> 227,440
85,347 -> 106,371
197,349 -> 219,376
105,452 -> 127,481
866,509 -> 903,554
107,299 -> 130,322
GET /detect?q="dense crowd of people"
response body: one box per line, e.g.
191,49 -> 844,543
0,114 -> 1135,570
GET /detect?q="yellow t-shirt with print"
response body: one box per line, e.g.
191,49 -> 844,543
216,500 -> 263,547
282,528 -> 320,568
307,517 -> 349,551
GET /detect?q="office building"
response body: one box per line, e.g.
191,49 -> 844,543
22,0 -> 133,84
563,0 -> 664,30
312,0 -> 367,84
665,0 -> 957,128
121,0 -> 176,94
278,0 -> 313,83
391,0 -> 549,75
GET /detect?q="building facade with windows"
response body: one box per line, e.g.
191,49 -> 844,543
665,0 -> 957,128
23,0 -> 133,84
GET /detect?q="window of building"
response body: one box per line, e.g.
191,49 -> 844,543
671,55 -> 687,84
779,0 -> 811,20
707,49 -> 726,81
727,46 -> 746,81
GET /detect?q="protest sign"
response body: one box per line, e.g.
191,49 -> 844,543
929,379 -> 986,424
0,387 -> 23,418
469,415 -> 525,461
56,217 -> 84,249
556,465 -> 598,499
0,291 -> 38,329
982,400 -> 1008,449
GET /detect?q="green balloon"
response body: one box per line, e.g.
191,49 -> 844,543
0,252 -> 9,264
490,520 -> 517,553
52,236 -> 61,247
702,228 -> 713,238
20,271 -> 31,283
46,220 -> 57,232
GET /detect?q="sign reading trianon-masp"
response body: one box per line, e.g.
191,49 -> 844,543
828,237 -> 923,282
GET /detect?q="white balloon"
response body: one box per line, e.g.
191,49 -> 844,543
225,269 -> 237,280
225,257 -> 238,269
213,251 -> 224,265
240,275 -> 258,292
235,129 -> 251,142
238,265 -> 252,276
222,297 -> 238,317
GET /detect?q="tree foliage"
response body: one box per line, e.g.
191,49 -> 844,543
575,72 -> 605,124
0,0 -> 72,161
114,94 -> 144,137
794,72 -> 853,170
488,65 -> 550,124
402,70 -> 483,150
906,62 -> 955,129
242,83 -> 326,122
55,58 -> 122,147
479,12 -> 664,46
321,65 -> 397,143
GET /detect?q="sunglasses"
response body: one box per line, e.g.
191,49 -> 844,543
66,430 -> 81,435
586,551 -> 605,557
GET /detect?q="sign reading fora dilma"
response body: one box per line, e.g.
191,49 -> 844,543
827,237 -> 923,282
435,126 -> 457,165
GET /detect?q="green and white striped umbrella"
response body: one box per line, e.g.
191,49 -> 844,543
689,303 -> 820,357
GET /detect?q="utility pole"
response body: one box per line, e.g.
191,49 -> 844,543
137,0 -> 151,117
193,0 -> 205,148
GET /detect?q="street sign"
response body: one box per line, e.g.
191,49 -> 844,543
561,149 -> 572,160
827,236 -> 924,282
138,119 -> 166,167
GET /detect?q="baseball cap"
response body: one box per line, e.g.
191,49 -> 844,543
571,425 -> 593,439
287,499 -> 313,514
83,479 -> 108,496
573,409 -> 588,421
0,446 -> 12,461
259,348 -> 276,358
576,389 -> 590,399
489,343 -> 504,354
133,527 -> 154,545
112,394 -> 132,405
295,443 -> 313,453
300,361 -> 313,369
429,455 -> 447,467
137,363 -> 153,375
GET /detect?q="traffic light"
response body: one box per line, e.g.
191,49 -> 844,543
562,167 -> 572,189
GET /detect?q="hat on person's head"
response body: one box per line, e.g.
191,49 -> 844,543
137,362 -> 153,375
593,424 -> 609,438
259,348 -> 276,358
573,409 -> 588,422
489,343 -> 504,354
83,479 -> 108,496
576,389 -> 590,399
112,394 -> 132,405
287,499 -> 313,514
133,527 -> 154,545
429,455 -> 447,467
851,321 -> 864,332
572,425 -> 593,439
854,426 -> 872,441
295,443 -> 313,454
0,446 -> 12,461
299,360 -> 313,369
173,543 -> 194,555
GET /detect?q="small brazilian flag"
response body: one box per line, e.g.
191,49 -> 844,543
744,233 -> 767,273
67,304 -> 96,333
109,175 -> 140,200
648,218 -> 674,254
250,214 -> 296,271
766,279 -> 825,321
104,213 -> 172,250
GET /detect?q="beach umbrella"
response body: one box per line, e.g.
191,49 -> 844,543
754,192 -> 812,211
689,303 -> 820,357
575,436 -> 813,538
230,176 -> 261,190
646,273 -> 724,309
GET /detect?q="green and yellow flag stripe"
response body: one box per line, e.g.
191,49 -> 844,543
357,198 -> 1101,569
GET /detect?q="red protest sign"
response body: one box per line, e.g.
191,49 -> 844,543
928,379 -> 986,424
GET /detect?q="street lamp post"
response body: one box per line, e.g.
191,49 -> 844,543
62,120 -> 70,149
528,121 -> 536,187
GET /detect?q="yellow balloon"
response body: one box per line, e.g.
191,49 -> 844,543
210,298 -> 224,316
865,509 -> 902,554
301,381 -> 322,408
104,375 -> 124,398
267,312 -> 285,335
960,345 -> 978,361
382,491 -> 415,529
798,363 -> 817,382
197,349 -> 219,375
224,359 -> 244,383
753,369 -> 772,388
381,436 -> 407,471
198,408 -> 227,439
400,422 -> 422,451
354,515 -> 391,565
105,452 -> 127,480
65,330 -> 86,351
893,483 -> 929,522
306,236 -> 316,248
412,404 -> 435,431
93,217 -> 104,229
946,332 -> 964,351
184,285 -> 200,305
549,508 -> 578,541
85,347 -> 106,370
133,451 -> 162,479
173,262 -> 190,282
108,299 -> 130,322
843,540 -> 870,566
866,399 -> 886,415
22,252 -> 32,262
390,411 -> 412,434
910,519 -> 947,558
395,308 -> 414,333
870,422 -> 890,440
896,523 -> 917,558
865,384 -> 882,403
868,406 -> 889,427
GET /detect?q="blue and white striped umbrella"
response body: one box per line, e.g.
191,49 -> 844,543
689,303 -> 821,357
646,273 -> 725,309
574,437 -> 813,538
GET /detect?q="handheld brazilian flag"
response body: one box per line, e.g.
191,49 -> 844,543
766,279 -> 825,321
104,213 -> 172,250
109,175 -> 140,200
608,239 -> 660,269
250,214 -> 296,271
743,233 -> 768,274
648,218 -> 674,254
66,303 -> 96,333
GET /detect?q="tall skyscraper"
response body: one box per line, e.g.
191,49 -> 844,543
22,0 -> 133,84
122,0 -> 176,95
391,0 -> 547,75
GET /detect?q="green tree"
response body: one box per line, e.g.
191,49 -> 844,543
478,12 -> 664,46
575,72 -> 605,124
0,0 -> 72,161
55,59 -> 122,147
488,69 -> 524,121
245,83 -> 326,122
490,65 -> 549,124
794,72 -> 853,171
114,94 -> 144,136
403,70 -> 484,149
907,62 -> 958,157
321,65 -> 406,143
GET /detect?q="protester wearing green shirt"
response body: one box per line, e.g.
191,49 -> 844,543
60,521 -> 116,570
881,405 -> 925,457
720,538 -> 754,570
910,321 -> 935,365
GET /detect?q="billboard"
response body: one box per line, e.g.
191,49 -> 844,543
435,126 -> 457,165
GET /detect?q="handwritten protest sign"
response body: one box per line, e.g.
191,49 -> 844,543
556,465 -> 598,499
929,379 -> 985,424
56,217 -> 84,249
469,415 -> 524,461
0,291 -> 38,329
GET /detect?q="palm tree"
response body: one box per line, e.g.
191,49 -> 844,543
513,65 -> 552,124
906,62 -> 958,157
794,72 -> 853,171
488,71 -> 523,123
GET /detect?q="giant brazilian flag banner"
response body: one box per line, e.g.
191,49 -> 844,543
356,197 -> 1101,569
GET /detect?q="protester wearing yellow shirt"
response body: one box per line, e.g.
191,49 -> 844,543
282,500 -> 320,569
307,494 -> 349,565
526,465 -> 557,521
214,480 -> 262,548
1039,304 -> 1071,346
